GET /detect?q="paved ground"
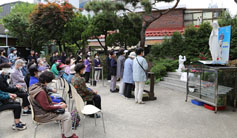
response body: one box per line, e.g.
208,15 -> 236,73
1,81 -> 237,138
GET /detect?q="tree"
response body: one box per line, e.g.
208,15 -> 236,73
63,12 -> 89,52
2,3 -> 47,50
29,1 -> 74,52
106,13 -> 142,49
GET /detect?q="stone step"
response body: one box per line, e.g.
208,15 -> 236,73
157,81 -> 186,93
167,72 -> 181,79
163,77 -> 187,86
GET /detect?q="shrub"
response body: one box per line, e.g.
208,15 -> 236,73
150,63 -> 167,79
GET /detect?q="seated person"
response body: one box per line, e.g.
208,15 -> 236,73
0,63 -> 31,115
10,59 -> 27,90
37,58 -> 48,72
29,71 -> 78,138
0,90 -> 27,130
71,63 -> 101,118
51,59 -> 60,77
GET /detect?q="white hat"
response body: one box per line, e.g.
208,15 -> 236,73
128,52 -> 136,58
70,64 -> 76,74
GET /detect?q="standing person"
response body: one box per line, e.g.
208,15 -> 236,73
123,52 -> 136,98
110,51 -> 118,93
84,55 -> 91,83
35,52 -> 39,61
0,49 -> 9,64
106,53 -> 112,82
8,48 -> 18,65
117,49 -> 126,95
29,71 -> 78,138
75,51 -> 83,64
28,50 -> 35,63
60,52 -> 67,64
133,48 -> 148,104
93,53 -> 101,81
50,52 -> 56,65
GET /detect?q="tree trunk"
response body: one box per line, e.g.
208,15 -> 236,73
62,42 -> 66,52
140,21 -> 149,48
58,40 -> 62,52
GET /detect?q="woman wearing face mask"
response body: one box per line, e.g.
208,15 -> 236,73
93,53 -> 101,81
71,63 -> 101,118
10,59 -> 27,90
8,48 -> 18,65
0,49 -> 9,64
84,55 -> 91,83
51,59 -> 60,77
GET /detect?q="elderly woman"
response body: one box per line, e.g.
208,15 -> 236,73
10,59 -> 27,90
29,71 -> 78,138
71,63 -> 101,118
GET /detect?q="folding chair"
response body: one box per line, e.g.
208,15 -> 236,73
70,84 -> 106,138
28,97 -> 62,138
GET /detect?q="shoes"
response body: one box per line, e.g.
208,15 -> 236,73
110,89 -> 119,93
22,110 -> 31,116
138,101 -> 145,104
12,121 -> 26,127
128,95 -> 135,98
12,123 -> 27,131
62,133 -> 78,138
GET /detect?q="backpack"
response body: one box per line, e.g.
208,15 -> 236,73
71,110 -> 80,130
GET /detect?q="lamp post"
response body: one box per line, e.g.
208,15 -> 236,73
4,29 -> 9,46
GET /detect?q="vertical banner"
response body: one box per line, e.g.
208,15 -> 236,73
218,25 -> 231,64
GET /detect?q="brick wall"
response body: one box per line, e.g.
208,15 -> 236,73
146,9 -> 184,31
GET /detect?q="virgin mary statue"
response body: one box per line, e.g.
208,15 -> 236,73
209,21 -> 220,63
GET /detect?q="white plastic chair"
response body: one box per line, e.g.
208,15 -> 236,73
70,84 -> 106,138
28,97 -> 62,138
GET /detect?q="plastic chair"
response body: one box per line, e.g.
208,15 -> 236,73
70,84 -> 106,138
27,97 -> 62,138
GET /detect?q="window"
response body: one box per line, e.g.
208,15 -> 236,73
184,14 -> 192,20
213,12 -> 221,18
203,12 -> 212,19
193,13 -> 202,20
184,21 -> 193,26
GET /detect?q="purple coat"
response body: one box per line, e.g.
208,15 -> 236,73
84,59 -> 91,72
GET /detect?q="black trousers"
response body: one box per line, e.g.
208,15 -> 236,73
84,72 -> 90,83
107,68 -> 111,80
15,91 -> 30,108
87,94 -> 101,109
124,83 -> 134,98
0,102 -> 21,119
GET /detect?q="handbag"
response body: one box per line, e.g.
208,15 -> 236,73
136,57 -> 148,79
53,108 -> 65,114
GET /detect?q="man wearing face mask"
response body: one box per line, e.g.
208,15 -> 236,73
8,48 -> 18,65
0,63 -> 31,115
10,59 -> 27,90
0,49 -> 9,64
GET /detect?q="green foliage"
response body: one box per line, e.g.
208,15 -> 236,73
2,3 -> 48,49
218,11 -> 237,60
64,12 -> 89,49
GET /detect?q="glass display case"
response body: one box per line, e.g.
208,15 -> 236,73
185,61 -> 237,113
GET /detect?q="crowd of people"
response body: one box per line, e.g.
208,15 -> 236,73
0,47 -> 148,137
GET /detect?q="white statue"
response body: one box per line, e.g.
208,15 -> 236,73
177,55 -> 186,72
209,21 -> 220,63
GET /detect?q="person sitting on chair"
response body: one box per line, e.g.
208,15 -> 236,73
71,63 -> 101,118
0,90 -> 27,130
0,63 -> 31,115
29,71 -> 78,138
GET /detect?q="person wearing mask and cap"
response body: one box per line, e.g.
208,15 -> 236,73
11,59 -> 28,90
8,48 -> 18,65
0,63 -> 31,115
0,48 -> 9,64
123,52 -> 136,98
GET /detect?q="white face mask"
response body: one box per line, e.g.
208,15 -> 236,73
14,51 -> 17,54
83,69 -> 86,74
95,56 -> 99,59
19,66 -> 23,70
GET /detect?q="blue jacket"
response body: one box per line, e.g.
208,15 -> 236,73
29,76 -> 39,87
133,56 -> 148,82
110,58 -> 117,76
123,58 -> 134,84
94,59 -> 101,70
0,91 -> 10,100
